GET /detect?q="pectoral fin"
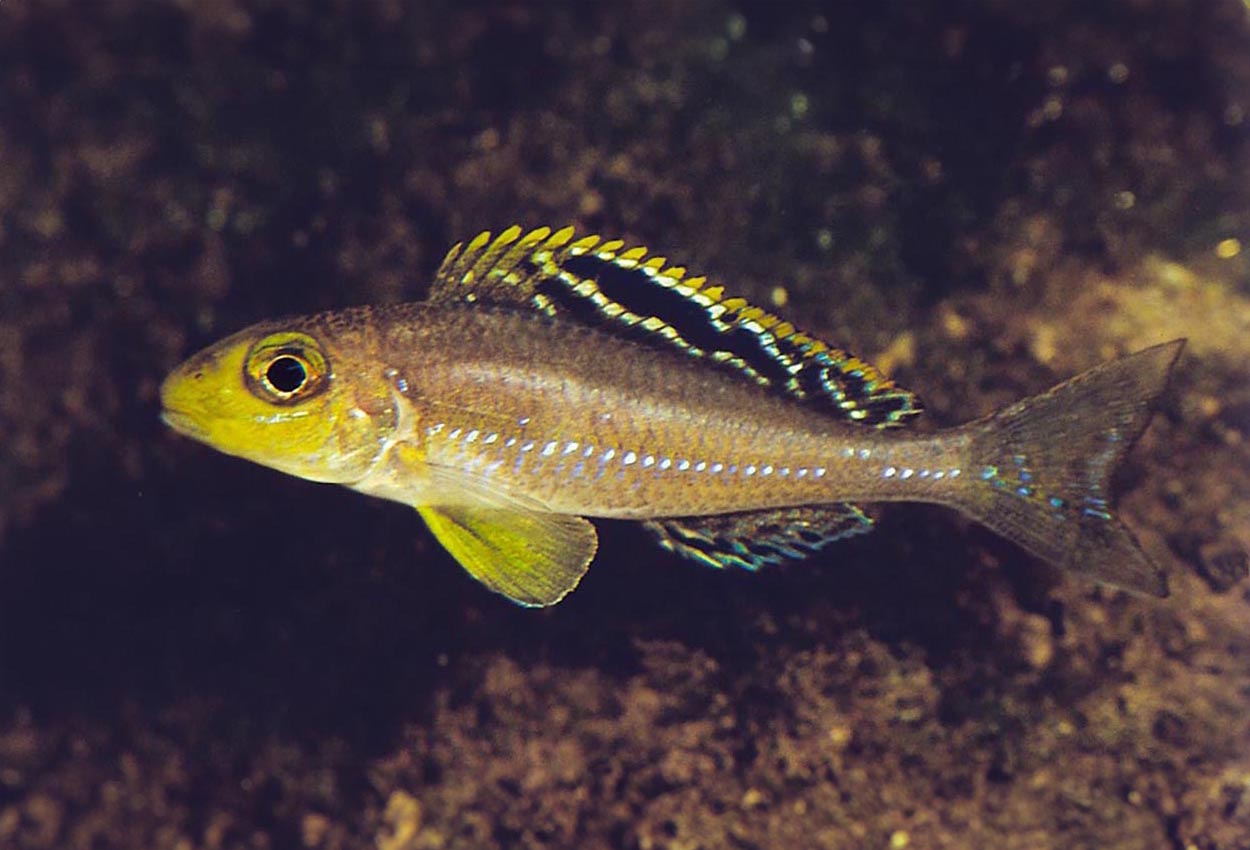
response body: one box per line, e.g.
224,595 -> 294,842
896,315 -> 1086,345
418,504 -> 598,607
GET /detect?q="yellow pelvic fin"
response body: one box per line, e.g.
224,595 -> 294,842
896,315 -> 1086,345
417,504 -> 598,607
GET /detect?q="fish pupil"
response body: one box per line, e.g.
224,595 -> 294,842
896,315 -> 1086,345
266,355 -> 307,393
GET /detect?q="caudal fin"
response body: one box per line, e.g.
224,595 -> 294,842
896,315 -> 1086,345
956,341 -> 1184,597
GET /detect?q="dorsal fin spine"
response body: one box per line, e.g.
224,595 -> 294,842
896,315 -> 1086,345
436,242 -> 464,279
469,225 -> 521,281
570,235 -> 600,254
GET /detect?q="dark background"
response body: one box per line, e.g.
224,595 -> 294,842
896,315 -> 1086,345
1,1 -> 1247,848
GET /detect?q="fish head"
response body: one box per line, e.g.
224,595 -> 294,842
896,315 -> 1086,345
160,318 -> 398,484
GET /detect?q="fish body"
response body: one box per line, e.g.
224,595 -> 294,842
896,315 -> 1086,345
348,303 -> 965,518
161,225 -> 1182,606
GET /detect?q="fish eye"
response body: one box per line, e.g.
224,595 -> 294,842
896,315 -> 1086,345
265,355 -> 308,394
245,332 -> 328,403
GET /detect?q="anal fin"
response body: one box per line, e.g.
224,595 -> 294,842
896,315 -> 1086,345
644,504 -> 873,572
418,505 -> 598,607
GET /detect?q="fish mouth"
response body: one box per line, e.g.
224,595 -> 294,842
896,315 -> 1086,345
160,407 -> 208,441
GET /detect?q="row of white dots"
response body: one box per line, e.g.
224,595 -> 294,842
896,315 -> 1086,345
881,465 -> 961,480
836,443 -> 963,482
426,424 -> 830,480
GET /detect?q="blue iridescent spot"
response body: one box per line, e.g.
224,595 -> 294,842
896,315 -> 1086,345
1048,496 -> 1066,509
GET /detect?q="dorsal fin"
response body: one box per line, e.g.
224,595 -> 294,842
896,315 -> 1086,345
431,225 -> 922,428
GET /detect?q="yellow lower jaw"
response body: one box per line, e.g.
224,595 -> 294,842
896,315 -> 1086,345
161,408 -> 209,442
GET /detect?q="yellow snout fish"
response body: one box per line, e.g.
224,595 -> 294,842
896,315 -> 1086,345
161,225 -> 1182,606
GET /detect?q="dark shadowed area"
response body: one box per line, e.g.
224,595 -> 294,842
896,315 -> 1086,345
1,1 -> 1248,848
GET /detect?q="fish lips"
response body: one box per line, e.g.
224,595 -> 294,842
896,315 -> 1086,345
160,406 -> 210,442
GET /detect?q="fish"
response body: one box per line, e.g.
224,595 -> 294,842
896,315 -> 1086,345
160,225 -> 1184,606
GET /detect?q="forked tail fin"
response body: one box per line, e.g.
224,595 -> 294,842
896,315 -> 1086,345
956,340 -> 1184,597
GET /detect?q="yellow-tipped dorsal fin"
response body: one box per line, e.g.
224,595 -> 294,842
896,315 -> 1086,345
428,225 -> 923,428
